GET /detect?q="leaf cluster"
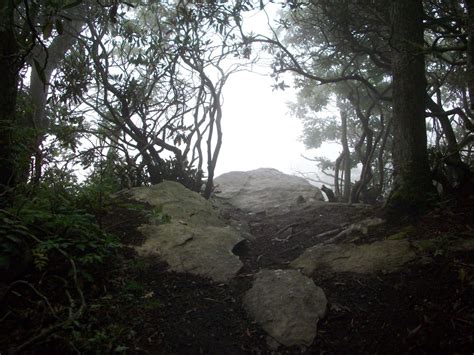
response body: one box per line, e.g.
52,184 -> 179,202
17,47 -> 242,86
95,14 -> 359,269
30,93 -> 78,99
156,157 -> 204,193
1,166 -> 121,282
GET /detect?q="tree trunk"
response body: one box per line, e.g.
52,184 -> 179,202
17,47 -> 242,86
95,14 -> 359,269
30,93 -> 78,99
340,109 -> 351,201
26,5 -> 86,182
375,116 -> 391,198
388,0 -> 435,212
333,153 -> 343,200
0,3 -> 20,198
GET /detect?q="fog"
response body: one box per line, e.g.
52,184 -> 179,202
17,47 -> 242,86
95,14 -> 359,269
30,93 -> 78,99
216,69 -> 342,183
214,5 -> 341,182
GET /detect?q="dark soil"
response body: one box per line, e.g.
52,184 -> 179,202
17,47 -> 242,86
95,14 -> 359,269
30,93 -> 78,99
2,195 -> 474,353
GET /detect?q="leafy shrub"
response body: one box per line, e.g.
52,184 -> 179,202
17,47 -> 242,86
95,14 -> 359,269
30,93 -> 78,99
22,211 -> 117,278
0,210 -> 33,281
2,167 -> 120,283
157,158 -> 204,192
0,166 -> 127,351
146,205 -> 172,224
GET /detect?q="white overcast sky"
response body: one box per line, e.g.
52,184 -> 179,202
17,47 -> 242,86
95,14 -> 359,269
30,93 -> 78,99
214,6 -> 341,180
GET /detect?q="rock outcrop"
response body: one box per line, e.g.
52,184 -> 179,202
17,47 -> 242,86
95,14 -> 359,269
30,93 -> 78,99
291,240 -> 417,275
213,168 -> 325,213
243,269 -> 327,348
127,181 -> 244,282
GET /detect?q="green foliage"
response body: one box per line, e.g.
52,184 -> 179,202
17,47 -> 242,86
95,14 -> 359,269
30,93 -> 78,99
31,247 -> 48,271
157,158 -> 204,193
18,207 -> 118,277
124,280 -> 145,294
39,167 -> 81,205
301,117 -> 340,149
0,210 -> 33,278
312,156 -> 336,172
3,168 -> 120,281
0,92 -> 39,192
78,169 -> 121,219
1,170 -> 123,352
70,320 -> 138,353
76,150 -> 146,220
413,234 -> 457,257
147,205 -> 172,224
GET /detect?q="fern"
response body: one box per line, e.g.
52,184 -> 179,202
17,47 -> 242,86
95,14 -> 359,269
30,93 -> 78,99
32,247 -> 49,271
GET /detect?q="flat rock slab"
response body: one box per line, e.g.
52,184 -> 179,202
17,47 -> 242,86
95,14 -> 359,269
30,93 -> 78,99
214,168 -> 324,213
137,223 -> 243,283
243,269 -> 327,348
291,240 -> 417,275
126,181 -> 243,282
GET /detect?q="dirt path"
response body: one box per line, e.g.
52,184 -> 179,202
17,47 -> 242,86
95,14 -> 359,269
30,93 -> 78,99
89,199 -> 474,352
3,190 -> 473,353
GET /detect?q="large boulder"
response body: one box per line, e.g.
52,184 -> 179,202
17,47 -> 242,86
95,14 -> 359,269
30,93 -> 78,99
137,223 -> 243,282
127,181 -> 244,282
213,168 -> 324,213
243,269 -> 327,348
291,240 -> 418,275
128,181 -> 224,227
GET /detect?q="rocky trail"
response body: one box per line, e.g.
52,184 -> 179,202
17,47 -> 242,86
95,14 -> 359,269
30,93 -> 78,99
72,169 -> 474,353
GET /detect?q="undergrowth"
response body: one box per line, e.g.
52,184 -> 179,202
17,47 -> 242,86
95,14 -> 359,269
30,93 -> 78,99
0,168 -> 142,352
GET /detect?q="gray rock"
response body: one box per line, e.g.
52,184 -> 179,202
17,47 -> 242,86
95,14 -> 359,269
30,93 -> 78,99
127,181 -> 243,282
243,269 -> 327,348
291,240 -> 417,275
137,223 -> 243,282
127,181 -> 224,227
213,168 -> 324,213
227,219 -> 255,241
